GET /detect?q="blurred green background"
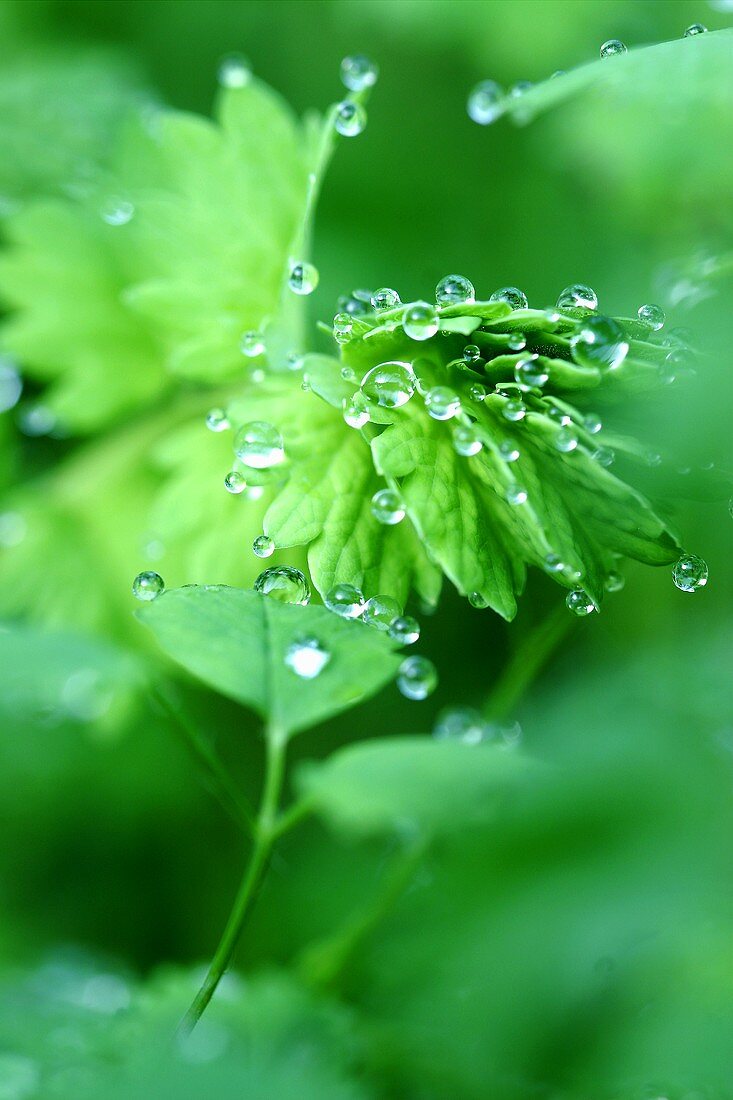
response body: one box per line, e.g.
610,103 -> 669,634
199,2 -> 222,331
0,0 -> 731,1095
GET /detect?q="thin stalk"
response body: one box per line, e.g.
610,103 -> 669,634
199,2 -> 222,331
153,685 -> 254,835
484,603 -> 574,722
178,725 -> 287,1036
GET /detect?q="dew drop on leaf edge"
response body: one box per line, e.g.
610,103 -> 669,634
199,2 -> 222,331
132,571 -> 165,602
324,583 -> 365,618
672,554 -> 708,592
254,566 -> 311,605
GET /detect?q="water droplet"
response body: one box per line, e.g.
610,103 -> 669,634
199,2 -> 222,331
218,54 -> 251,87
388,615 -> 420,645
340,54 -> 379,91
132,571 -> 164,601
402,301 -> 439,342
546,404 -> 571,425
341,366 -> 357,382
252,534 -> 275,558
334,101 -> 367,137
467,80 -> 504,125
555,426 -> 578,453
372,287 -> 401,312
234,421 -> 285,468
435,274 -> 475,306
101,197 -> 134,226
683,22 -> 707,36
600,39 -> 627,58
637,302 -> 666,330
363,594 -> 401,630
515,356 -> 549,389
338,288 -> 373,316
206,408 -> 229,433
371,487 -> 405,525
557,283 -> 598,310
660,351 -> 682,385
0,511 -> 26,548
469,592 -> 489,608
433,707 -> 488,745
582,413 -> 602,434
572,315 -> 629,371
502,397 -> 526,422
544,553 -> 565,573
453,424 -> 483,456
254,565 -> 311,604
343,392 -> 371,428
592,445 -> 615,468
507,333 -> 527,351
605,571 -> 625,592
224,470 -> 247,494
397,655 -> 437,700
672,554 -> 707,592
288,261 -> 319,296
463,344 -> 481,364
425,386 -> 461,421
361,361 -> 415,408
506,483 -> 528,505
469,383 -> 487,401
499,439 -> 520,462
240,330 -> 265,357
489,286 -> 528,310
0,359 -> 22,413
332,312 -> 354,345
284,636 -> 330,679
324,583 -> 365,618
566,588 -> 595,615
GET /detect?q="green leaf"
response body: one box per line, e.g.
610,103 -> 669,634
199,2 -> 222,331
299,736 -> 535,837
138,585 -> 402,737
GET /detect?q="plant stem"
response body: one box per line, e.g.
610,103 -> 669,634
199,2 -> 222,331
483,603 -> 574,722
178,725 -> 287,1036
153,684 -> 254,835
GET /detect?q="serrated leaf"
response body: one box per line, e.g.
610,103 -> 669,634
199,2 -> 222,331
138,585 -> 402,737
299,737 -> 535,838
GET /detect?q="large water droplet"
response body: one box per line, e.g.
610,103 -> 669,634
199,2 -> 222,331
600,39 -> 627,58
592,445 -> 615,468
566,588 -> 595,615
338,288 -> 373,316
218,54 -> 251,87
371,488 -> 405,525
490,286 -> 528,310
507,333 -> 527,351
506,483 -> 528,506
252,534 -> 275,558
254,565 -> 311,604
206,408 -> 229,433
544,553 -> 565,573
101,197 -> 134,226
572,315 -> 629,371
605,571 -> 625,593
672,554 -> 708,592
334,101 -> 367,137
403,302 -> 439,341
132,571 -> 164,601
499,439 -> 520,462
240,331 -> 265,357
514,356 -> 549,389
363,594 -> 401,630
453,424 -> 482,456
463,344 -> 481,364
288,261 -> 319,296
557,284 -> 598,310
433,707 -> 489,745
397,655 -> 438,700
324,583 -> 365,618
555,426 -> 578,453
502,397 -> 526,422
583,413 -> 602,434
372,287 -> 401,312
435,274 -> 475,306
425,386 -> 461,421
683,22 -> 707,36
340,54 -> 379,91
361,362 -> 415,408
284,636 -> 330,679
467,80 -> 504,125
234,421 -> 284,468
388,615 -> 420,645
469,592 -> 489,608
224,470 -> 247,494
637,303 -> 666,330
343,392 -> 371,428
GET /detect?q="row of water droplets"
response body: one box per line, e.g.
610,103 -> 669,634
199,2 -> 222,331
468,24 -> 711,127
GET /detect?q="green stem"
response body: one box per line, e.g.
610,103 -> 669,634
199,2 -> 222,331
153,685 -> 254,835
484,603 -> 574,722
178,725 -> 287,1036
